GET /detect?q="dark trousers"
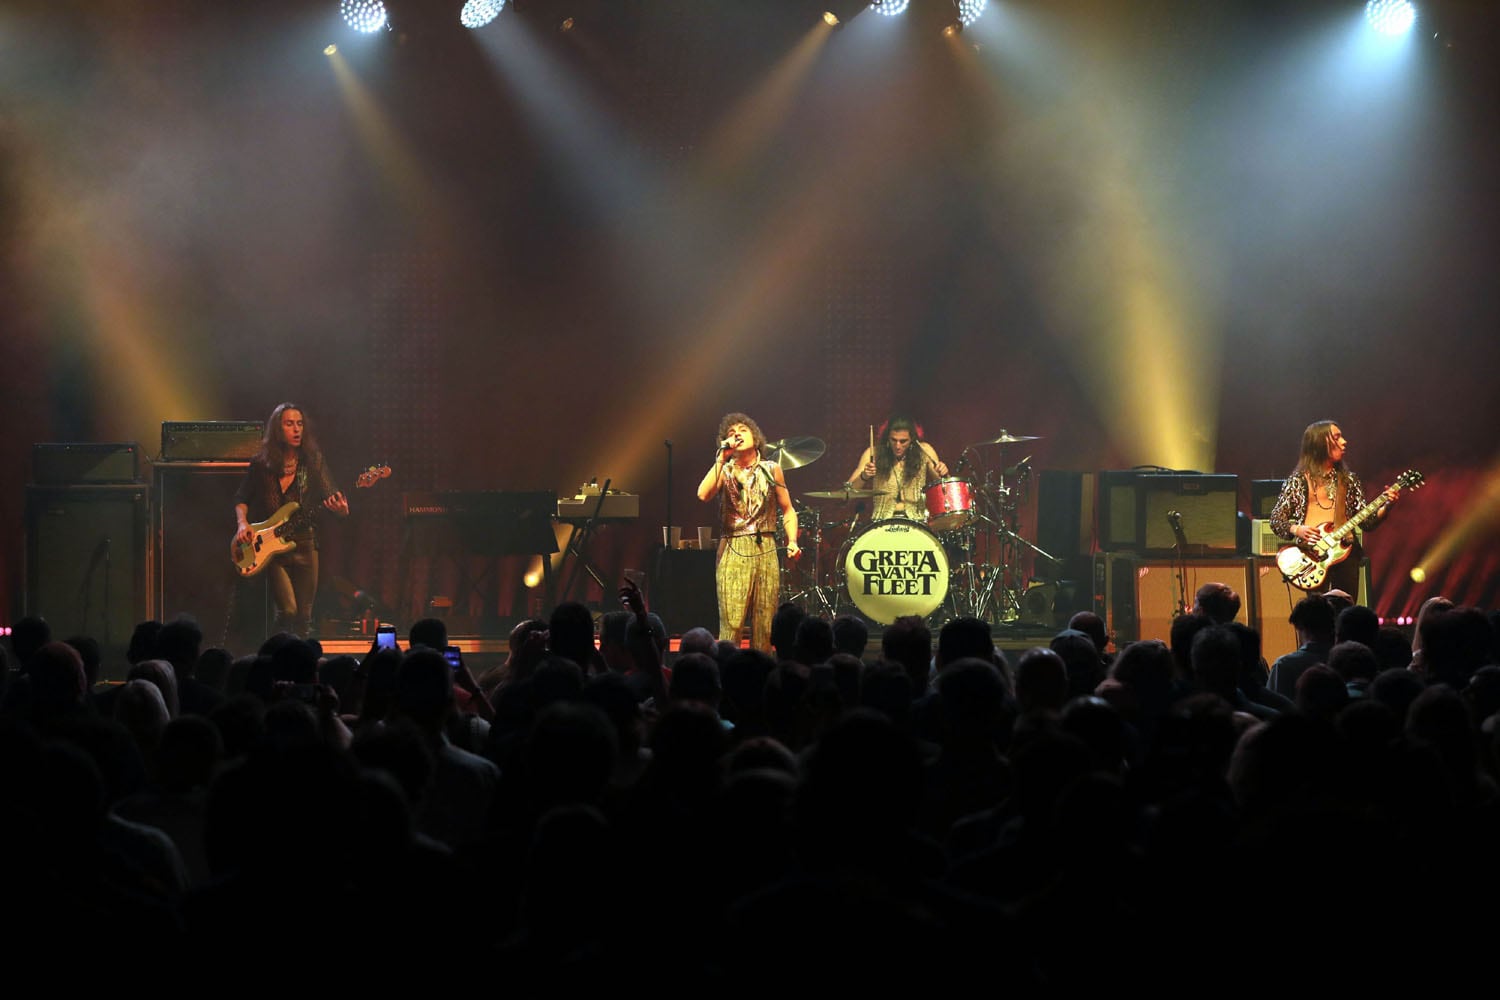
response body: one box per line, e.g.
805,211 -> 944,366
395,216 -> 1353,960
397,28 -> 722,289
268,545 -> 318,637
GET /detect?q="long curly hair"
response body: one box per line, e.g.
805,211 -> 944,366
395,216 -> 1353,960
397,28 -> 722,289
874,415 -> 927,480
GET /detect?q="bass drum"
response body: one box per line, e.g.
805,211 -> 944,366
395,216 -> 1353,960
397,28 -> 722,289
841,518 -> 950,625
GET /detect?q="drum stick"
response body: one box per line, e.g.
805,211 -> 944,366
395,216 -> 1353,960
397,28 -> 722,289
869,425 -> 874,457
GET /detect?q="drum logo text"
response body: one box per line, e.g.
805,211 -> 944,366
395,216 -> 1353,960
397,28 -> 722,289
852,549 -> 941,596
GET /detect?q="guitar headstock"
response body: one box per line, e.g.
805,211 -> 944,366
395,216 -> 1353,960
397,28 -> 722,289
1395,469 -> 1424,492
356,464 -> 392,489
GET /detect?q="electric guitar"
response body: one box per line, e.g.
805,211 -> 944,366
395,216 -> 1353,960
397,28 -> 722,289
231,464 -> 391,577
1275,469 -> 1423,591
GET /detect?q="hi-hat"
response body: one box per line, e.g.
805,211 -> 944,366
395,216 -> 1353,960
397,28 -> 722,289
764,435 -> 826,469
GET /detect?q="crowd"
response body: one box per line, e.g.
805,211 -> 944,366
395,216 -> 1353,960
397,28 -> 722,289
3,583 -> 1498,987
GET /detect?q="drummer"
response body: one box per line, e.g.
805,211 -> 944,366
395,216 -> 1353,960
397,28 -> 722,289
844,415 -> 950,522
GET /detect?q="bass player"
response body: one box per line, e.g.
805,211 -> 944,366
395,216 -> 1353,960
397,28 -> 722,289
233,403 -> 348,637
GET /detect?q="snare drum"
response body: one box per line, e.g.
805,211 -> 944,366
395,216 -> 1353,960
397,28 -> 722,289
924,477 -> 974,531
841,519 -> 950,624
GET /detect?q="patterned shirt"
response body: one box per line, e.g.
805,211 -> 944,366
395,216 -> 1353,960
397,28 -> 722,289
719,459 -> 782,537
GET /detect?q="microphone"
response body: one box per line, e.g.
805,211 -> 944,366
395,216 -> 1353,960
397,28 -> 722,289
719,438 -> 735,451
1166,509 -> 1183,529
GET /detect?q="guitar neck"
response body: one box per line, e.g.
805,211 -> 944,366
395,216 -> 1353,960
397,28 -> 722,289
1329,484 -> 1398,542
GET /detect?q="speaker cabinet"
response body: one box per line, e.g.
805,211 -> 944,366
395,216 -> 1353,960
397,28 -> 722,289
1138,474 -> 1238,555
651,548 -> 718,636
1097,472 -> 1238,555
1095,555 -> 1255,646
154,462 -> 269,652
1096,471 -> 1142,552
26,484 -> 149,672
1251,479 -> 1285,520
1037,470 -> 1091,562
1252,557 -> 1371,662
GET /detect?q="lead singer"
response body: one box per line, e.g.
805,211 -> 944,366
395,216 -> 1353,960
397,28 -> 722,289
697,412 -> 799,651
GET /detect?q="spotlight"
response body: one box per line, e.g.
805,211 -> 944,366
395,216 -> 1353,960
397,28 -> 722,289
459,0 -> 506,29
870,0 -> 910,16
341,0 -> 388,34
956,0 -> 987,26
823,11 -> 840,26
1365,0 -> 1416,36
324,43 -> 338,55
1409,566 -> 1426,583
942,22 -> 962,37
559,17 -> 575,31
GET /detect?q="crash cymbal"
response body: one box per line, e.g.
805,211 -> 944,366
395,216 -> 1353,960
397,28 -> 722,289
764,435 -> 826,469
970,429 -> 1041,447
804,487 -> 881,500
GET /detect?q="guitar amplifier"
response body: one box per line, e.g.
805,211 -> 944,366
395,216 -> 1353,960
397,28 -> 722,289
32,443 -> 141,485
1250,519 -> 1283,557
161,421 -> 264,461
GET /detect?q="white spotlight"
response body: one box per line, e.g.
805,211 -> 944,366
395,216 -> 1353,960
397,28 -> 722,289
1364,0 -> 1416,37
460,0 -> 507,29
957,0 -> 987,26
870,0 -> 911,16
341,0 -> 388,34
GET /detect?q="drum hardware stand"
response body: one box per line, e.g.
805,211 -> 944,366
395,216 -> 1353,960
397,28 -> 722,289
780,500 -> 842,617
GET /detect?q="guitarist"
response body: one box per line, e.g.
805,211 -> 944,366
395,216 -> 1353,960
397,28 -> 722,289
233,403 -> 349,637
1268,420 -> 1392,596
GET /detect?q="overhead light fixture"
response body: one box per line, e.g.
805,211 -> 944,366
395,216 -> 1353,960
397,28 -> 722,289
870,0 -> 911,16
957,0 -> 987,27
1364,0 -> 1416,36
340,0 -> 389,34
459,0 -> 507,29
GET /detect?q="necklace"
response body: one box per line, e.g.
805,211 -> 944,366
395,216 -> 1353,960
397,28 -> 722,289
1313,469 -> 1337,511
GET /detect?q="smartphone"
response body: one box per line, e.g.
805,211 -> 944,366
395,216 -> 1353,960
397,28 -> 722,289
444,644 -> 463,672
376,624 -> 397,650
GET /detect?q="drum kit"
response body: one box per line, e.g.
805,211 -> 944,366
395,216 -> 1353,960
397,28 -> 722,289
768,430 -> 1058,627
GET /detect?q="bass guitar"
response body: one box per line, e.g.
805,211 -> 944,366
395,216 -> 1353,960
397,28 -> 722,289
231,464 -> 391,577
1275,469 -> 1423,591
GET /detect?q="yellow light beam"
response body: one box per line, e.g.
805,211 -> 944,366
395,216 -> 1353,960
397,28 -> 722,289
694,21 -> 835,185
327,49 -> 453,232
1413,460 -> 1500,576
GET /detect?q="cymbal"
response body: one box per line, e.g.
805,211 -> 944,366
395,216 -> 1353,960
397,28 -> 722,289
764,435 -> 826,469
804,487 -> 881,500
970,429 -> 1041,446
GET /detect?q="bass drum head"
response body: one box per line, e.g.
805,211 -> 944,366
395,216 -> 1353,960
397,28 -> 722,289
842,518 -> 950,625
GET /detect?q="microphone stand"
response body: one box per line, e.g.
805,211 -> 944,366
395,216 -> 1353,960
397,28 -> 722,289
1168,513 -> 1189,616
664,439 -> 673,550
